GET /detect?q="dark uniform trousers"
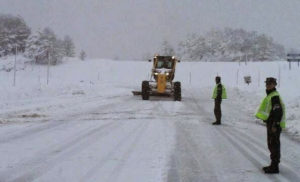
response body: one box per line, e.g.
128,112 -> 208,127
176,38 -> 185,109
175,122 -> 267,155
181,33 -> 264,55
265,91 -> 283,166
214,99 -> 222,123
266,121 -> 281,164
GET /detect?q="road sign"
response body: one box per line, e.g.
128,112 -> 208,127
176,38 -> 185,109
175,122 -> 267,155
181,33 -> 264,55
286,53 -> 300,69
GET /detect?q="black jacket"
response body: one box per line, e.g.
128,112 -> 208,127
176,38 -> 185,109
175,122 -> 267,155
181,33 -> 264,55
266,88 -> 283,127
216,83 -> 222,101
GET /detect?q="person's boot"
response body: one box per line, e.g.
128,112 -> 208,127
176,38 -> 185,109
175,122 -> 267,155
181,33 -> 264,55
262,165 -> 270,171
263,163 -> 279,174
212,121 -> 221,125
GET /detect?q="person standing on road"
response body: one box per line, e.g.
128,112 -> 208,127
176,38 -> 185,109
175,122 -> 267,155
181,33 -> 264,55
212,76 -> 227,125
255,77 -> 286,174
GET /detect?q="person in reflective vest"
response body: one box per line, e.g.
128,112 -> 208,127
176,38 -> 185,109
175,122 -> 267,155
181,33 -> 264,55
212,76 -> 227,125
255,77 -> 285,174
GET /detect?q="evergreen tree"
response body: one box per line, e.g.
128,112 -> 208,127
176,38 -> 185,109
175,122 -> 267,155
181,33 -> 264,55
79,50 -> 86,61
62,35 -> 75,57
25,31 -> 45,61
0,14 -> 31,56
25,27 -> 63,65
178,34 -> 207,60
178,28 -> 285,62
160,40 -> 175,56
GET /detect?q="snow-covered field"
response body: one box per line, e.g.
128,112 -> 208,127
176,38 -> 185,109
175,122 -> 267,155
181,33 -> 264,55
0,56 -> 300,181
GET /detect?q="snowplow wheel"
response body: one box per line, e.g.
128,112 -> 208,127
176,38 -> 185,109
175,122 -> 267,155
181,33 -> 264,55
142,81 -> 150,100
174,82 -> 181,101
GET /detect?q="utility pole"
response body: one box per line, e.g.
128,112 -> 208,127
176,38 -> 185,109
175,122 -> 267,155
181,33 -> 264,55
258,70 -> 260,87
47,48 -> 50,85
13,45 -> 17,86
236,69 -> 239,86
278,64 -> 281,88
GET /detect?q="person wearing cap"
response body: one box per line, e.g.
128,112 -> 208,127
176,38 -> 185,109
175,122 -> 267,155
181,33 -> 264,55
212,76 -> 227,125
255,77 -> 286,174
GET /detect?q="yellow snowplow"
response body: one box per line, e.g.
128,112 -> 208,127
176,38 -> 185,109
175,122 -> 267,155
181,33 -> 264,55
132,55 -> 181,101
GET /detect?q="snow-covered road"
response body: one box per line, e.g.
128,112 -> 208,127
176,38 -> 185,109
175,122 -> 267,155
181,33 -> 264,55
0,88 -> 175,182
0,85 -> 300,182
168,87 -> 300,182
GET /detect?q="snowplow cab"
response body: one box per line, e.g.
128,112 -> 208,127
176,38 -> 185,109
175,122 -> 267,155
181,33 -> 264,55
152,56 -> 177,82
132,55 -> 181,101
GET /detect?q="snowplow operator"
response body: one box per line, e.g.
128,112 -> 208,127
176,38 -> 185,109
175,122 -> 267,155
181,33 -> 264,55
255,77 -> 286,174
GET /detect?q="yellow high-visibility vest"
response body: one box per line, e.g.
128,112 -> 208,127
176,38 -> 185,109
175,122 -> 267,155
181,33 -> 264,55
212,84 -> 227,99
255,91 -> 286,128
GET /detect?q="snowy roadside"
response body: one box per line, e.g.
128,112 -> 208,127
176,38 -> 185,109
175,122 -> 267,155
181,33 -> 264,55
224,87 -> 300,140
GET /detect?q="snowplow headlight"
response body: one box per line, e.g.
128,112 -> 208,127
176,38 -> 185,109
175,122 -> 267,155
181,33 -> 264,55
154,73 -> 158,75
166,73 -> 169,76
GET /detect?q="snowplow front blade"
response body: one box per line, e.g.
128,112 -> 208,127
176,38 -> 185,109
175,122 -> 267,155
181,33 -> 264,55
150,92 -> 171,97
132,91 -> 142,95
132,91 -> 171,97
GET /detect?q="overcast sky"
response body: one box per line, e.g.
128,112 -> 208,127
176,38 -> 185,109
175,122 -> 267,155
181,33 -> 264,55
1,0 -> 300,59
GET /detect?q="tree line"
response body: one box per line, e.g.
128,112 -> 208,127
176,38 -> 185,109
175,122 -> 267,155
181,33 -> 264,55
1,14 -> 285,62
0,14 -> 86,64
160,28 -> 286,62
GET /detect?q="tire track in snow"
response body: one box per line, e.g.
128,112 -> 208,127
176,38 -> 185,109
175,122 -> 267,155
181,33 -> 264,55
159,115 -> 175,182
222,127 -> 300,182
0,93 -> 157,182
228,125 -> 300,169
0,94 -> 126,117
161,92 -> 199,182
177,123 -> 219,182
81,100 -> 164,182
1,121 -> 120,182
155,98 -> 219,182
0,94 -> 104,118
144,101 -> 178,182
0,96 -> 132,144
186,87 -> 300,182
0,94 -> 152,182
217,128 -> 289,182
104,121 -> 150,182
155,101 -> 184,182
0,94 -> 106,138
180,91 -> 261,181
221,89 -> 300,181
81,121 -> 147,182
